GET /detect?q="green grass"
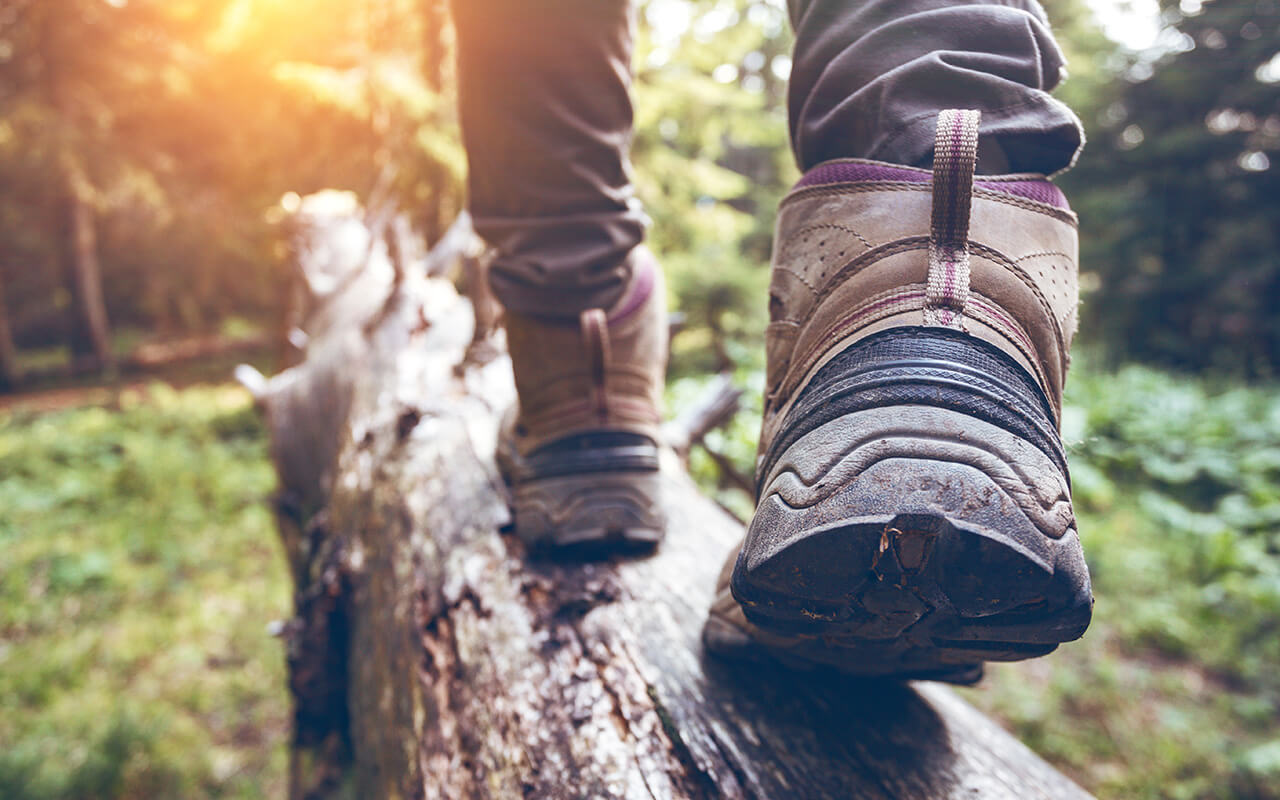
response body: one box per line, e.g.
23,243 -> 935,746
0,384 -> 290,800
966,366 -> 1280,800
673,361 -> 1280,800
15,327 -> 151,374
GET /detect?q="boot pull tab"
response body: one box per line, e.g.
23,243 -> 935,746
580,308 -> 611,420
924,108 -> 981,329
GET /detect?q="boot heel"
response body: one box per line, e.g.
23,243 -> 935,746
732,404 -> 1092,674
512,468 -> 664,551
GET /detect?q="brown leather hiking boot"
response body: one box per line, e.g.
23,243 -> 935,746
704,110 -> 1093,683
498,248 -> 668,551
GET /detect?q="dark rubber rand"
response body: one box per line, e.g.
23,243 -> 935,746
759,326 -> 1066,497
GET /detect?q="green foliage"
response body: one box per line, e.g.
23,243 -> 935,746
1038,0 -> 1120,123
0,0 -> 463,345
978,364 -> 1280,798
0,385 -> 289,799
1061,0 -> 1280,373
1062,365 -> 1280,688
633,0 -> 795,375
667,352 -> 765,520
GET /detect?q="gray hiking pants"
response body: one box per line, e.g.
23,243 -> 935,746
451,0 -> 1083,317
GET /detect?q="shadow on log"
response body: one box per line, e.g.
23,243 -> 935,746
244,199 -> 1093,799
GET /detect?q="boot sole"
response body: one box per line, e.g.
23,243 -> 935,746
511,469 -> 665,554
732,405 -> 1092,678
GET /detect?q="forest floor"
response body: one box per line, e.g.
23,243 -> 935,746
0,384 -> 289,800
6,321 -> 276,410
2,365 -> 1278,799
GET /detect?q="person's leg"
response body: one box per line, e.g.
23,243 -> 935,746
787,0 -> 1083,174
707,0 -> 1092,682
453,0 -> 667,550
453,0 -> 644,317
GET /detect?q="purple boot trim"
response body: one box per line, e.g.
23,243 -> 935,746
607,250 -> 656,324
796,161 -> 1069,210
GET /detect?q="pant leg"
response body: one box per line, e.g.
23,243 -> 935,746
452,0 -> 642,318
787,0 -> 1083,175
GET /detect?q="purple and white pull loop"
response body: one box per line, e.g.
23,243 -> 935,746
923,109 -> 981,329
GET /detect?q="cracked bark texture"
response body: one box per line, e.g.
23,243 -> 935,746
254,203 -> 1094,800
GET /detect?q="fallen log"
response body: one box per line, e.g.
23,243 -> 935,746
249,202 -> 1093,800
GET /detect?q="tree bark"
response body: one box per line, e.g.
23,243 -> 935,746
58,157 -> 114,373
39,0 -> 114,375
0,270 -> 21,391
251,203 -> 1094,800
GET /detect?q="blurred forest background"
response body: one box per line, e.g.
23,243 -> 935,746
1,0 -> 1278,798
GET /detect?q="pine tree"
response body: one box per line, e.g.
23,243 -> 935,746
1063,0 -> 1280,373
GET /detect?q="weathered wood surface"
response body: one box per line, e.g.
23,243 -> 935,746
251,202 -> 1094,800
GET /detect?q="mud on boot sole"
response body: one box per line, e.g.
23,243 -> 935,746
731,405 -> 1092,677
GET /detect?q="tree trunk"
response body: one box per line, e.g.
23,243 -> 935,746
41,0 -> 115,376
59,160 -> 114,373
249,201 -> 1094,800
0,270 -> 21,391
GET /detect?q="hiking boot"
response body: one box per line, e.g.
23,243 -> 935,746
704,109 -> 1093,682
498,248 -> 667,552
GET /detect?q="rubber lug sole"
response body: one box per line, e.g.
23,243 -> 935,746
510,469 -> 664,554
734,406 -> 1092,678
